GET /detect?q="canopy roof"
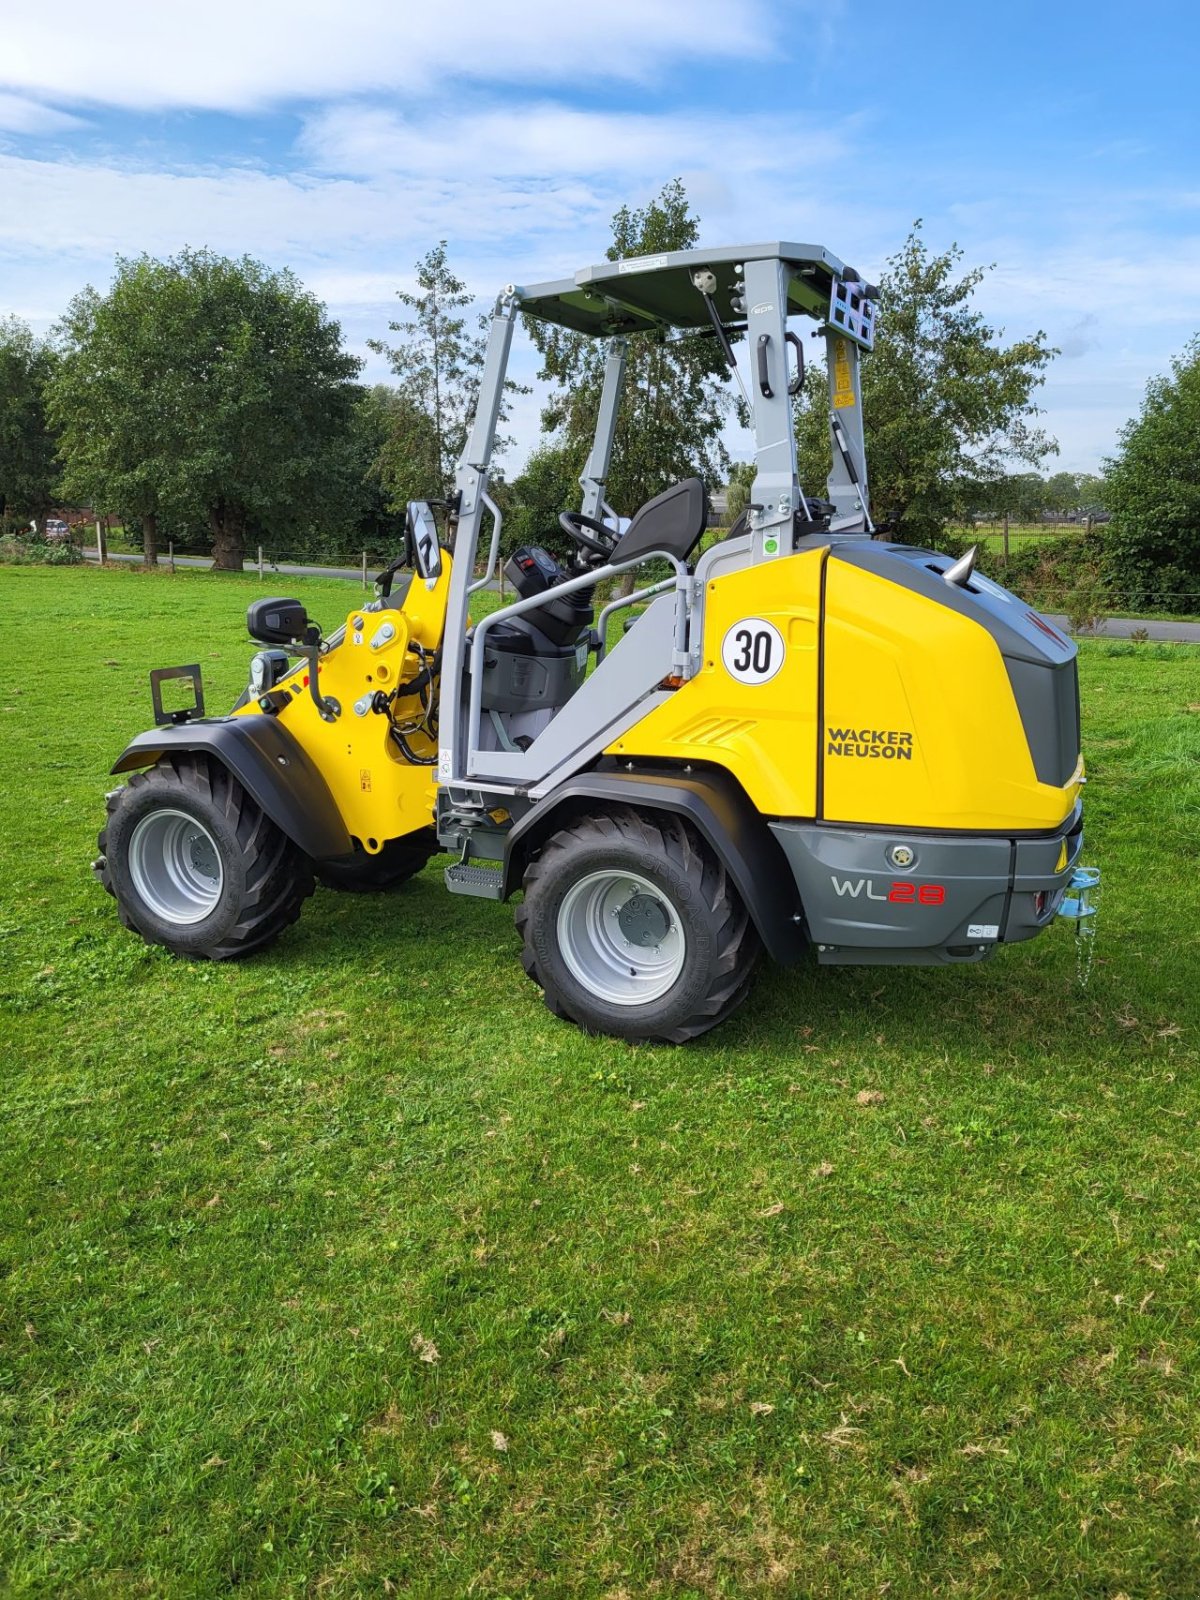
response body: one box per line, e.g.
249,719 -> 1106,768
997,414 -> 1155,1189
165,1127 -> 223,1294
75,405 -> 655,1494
515,242 -> 876,339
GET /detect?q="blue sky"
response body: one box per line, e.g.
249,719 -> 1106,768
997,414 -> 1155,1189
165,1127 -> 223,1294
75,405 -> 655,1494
1,0 -> 1196,476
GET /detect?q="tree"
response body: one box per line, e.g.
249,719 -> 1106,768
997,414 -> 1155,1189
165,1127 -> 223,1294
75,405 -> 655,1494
1075,473 -> 1109,514
995,471 -> 1049,525
370,387 -> 442,518
1043,471 -> 1081,517
50,250 -> 361,568
341,384 -> 433,558
0,318 -> 59,528
527,179 -> 733,523
1105,339 -> 1200,608
503,441 -> 588,562
370,243 -> 485,502
724,461 -> 757,525
796,225 -> 1057,544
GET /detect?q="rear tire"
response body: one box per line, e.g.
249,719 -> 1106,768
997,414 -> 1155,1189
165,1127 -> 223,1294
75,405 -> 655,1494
516,807 -> 760,1043
96,754 -> 314,959
315,829 -> 438,893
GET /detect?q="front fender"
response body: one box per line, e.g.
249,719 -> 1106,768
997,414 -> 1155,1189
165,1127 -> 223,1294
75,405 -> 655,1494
110,716 -> 353,862
503,765 -> 806,965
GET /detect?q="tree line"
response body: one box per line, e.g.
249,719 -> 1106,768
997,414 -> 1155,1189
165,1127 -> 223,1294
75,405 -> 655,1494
1,180 -> 1194,605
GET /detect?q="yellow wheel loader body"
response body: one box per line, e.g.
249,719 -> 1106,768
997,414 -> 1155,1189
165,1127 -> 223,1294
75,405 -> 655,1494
98,241 -> 1095,1042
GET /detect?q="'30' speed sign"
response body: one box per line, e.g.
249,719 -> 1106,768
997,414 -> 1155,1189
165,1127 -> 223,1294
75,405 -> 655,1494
720,618 -> 785,684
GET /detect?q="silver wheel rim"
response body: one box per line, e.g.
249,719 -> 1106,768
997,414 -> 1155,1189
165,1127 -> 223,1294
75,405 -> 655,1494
127,808 -> 224,925
556,869 -> 686,1006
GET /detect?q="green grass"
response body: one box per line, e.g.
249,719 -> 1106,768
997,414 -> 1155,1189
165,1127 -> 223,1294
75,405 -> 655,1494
2,563 -> 1199,1598
973,521 -> 1073,551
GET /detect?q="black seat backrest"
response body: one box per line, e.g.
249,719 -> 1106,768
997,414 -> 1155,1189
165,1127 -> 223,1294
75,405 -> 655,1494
609,478 -> 707,566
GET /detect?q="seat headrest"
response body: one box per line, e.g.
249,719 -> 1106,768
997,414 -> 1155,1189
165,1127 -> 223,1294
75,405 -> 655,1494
609,478 -> 708,566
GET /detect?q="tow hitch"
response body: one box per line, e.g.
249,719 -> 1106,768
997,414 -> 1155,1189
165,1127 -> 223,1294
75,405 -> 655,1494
1058,865 -> 1102,986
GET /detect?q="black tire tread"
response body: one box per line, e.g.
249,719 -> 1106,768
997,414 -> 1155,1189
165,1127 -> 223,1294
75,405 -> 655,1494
97,753 -> 314,960
515,806 -> 759,1043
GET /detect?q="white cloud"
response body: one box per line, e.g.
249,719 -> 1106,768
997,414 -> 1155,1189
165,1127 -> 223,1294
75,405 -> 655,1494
0,149 -> 609,267
299,101 -> 852,183
0,93 -> 86,134
0,0 -> 774,113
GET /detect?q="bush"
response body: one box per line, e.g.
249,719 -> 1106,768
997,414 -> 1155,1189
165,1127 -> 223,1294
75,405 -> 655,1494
1104,339 -> 1200,610
975,528 -> 1107,615
43,540 -> 83,565
0,535 -> 82,566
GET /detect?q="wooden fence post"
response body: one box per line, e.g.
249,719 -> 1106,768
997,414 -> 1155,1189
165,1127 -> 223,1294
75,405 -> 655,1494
168,540 -> 175,574
362,550 -> 368,590
96,519 -> 107,565
1002,511 -> 1010,567
258,544 -> 264,581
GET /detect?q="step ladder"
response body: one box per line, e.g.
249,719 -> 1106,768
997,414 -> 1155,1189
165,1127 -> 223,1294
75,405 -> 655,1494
444,858 -> 504,900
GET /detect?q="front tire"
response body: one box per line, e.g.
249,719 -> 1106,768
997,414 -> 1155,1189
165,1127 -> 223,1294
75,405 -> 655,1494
97,754 -> 314,959
515,807 -> 761,1043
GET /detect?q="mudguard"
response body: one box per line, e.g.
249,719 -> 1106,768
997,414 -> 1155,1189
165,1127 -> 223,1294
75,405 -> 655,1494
503,764 -> 807,964
110,716 -> 353,862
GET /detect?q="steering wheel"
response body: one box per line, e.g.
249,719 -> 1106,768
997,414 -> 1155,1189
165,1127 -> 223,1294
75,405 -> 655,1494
559,510 -> 618,559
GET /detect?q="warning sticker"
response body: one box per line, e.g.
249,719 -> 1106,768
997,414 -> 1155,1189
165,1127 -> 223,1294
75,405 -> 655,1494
721,618 -> 785,685
832,340 -> 856,409
359,769 -> 372,793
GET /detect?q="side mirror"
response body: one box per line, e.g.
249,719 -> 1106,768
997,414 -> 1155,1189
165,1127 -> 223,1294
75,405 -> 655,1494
247,597 -> 309,646
405,501 -> 443,580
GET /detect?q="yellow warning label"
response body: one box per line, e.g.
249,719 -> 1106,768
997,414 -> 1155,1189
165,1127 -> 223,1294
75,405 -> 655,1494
359,768 -> 372,792
832,339 -> 855,409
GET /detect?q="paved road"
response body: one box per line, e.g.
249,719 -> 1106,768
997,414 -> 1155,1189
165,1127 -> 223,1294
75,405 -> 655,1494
82,551 -> 1200,642
1043,613 -> 1200,643
84,548 -> 371,582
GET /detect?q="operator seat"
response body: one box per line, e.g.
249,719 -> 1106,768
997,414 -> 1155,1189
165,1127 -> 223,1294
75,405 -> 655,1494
608,477 -> 708,566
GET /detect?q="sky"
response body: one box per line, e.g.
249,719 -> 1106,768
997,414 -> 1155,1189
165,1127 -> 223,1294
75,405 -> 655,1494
1,0 -> 1197,478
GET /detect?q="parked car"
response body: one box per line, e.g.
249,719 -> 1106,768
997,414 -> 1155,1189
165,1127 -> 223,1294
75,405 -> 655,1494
44,519 -> 71,542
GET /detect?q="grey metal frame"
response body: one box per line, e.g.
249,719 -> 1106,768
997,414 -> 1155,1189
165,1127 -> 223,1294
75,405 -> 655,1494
579,337 -> 627,523
437,291 -> 519,787
595,577 -> 675,665
436,244 -> 875,798
742,256 -> 805,562
822,330 -> 873,531
465,552 -> 688,783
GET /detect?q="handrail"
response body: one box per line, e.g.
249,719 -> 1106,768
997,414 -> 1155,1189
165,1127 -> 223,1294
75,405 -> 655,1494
466,550 -> 687,776
467,490 -> 504,594
595,578 -> 675,664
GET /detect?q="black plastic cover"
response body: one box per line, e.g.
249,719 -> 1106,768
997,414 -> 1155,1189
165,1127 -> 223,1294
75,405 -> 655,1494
247,597 -> 308,645
110,715 -> 352,861
486,619 -> 582,660
610,478 -> 707,566
1007,656 -> 1082,787
503,546 -> 566,599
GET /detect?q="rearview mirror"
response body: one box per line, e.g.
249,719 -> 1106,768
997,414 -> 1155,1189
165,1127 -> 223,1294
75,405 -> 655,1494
405,501 -> 443,580
247,597 -> 309,645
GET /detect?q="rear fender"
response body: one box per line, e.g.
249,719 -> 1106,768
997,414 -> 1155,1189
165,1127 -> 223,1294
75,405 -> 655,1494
110,716 -> 353,862
503,765 -> 806,964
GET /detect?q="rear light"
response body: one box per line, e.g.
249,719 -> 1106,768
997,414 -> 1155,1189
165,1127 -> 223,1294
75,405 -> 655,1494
1034,891 -> 1046,916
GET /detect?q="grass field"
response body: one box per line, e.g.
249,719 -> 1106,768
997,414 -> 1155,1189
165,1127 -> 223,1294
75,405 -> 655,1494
969,521 -> 1076,551
2,563 -> 1199,1598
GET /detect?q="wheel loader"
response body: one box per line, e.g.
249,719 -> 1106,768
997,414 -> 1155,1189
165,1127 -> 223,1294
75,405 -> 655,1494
95,242 -> 1088,1042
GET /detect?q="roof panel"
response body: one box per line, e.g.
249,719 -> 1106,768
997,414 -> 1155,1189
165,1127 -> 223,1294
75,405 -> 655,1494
517,242 -> 865,337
